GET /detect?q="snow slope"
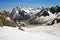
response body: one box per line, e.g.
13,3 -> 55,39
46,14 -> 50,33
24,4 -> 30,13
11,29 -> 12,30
24,23 -> 60,37
0,26 -> 60,40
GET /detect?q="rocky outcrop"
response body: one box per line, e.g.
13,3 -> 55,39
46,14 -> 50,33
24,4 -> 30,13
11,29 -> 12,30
10,7 -> 30,22
0,12 -> 25,31
28,7 -> 60,25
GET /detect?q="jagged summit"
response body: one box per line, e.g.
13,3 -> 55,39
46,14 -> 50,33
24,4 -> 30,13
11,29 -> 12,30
0,5 -> 60,25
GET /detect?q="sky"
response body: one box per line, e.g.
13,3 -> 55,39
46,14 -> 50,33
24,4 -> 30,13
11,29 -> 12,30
0,0 -> 60,12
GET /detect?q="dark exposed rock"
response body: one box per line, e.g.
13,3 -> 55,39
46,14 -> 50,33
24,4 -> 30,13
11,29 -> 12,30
10,7 -> 30,22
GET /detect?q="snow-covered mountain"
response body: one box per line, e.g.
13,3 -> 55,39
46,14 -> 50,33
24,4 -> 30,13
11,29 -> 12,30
4,5 -> 60,25
0,6 -> 60,40
28,6 -> 60,25
10,7 -> 41,21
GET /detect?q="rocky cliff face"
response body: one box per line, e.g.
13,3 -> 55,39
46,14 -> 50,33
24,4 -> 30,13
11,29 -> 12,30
0,12 -> 25,31
10,7 -> 30,21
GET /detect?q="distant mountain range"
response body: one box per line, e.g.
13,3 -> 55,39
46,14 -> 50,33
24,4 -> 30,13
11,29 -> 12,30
0,5 -> 60,25
10,6 -> 41,21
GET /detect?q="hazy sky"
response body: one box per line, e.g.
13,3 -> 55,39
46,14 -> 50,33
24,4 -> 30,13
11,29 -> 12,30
0,0 -> 60,12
